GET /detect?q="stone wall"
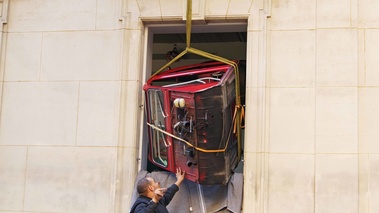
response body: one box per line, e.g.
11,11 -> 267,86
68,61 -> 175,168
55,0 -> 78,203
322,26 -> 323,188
0,0 -> 379,212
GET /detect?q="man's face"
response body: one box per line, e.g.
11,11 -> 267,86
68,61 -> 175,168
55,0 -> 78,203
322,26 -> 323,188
147,177 -> 160,191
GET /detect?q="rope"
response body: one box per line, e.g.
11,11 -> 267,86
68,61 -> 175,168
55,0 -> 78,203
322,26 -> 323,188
233,105 -> 245,133
186,0 -> 192,48
146,103 -> 245,154
147,122 -> 228,153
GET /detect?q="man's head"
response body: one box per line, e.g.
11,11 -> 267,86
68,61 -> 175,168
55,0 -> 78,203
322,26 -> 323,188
137,177 -> 160,197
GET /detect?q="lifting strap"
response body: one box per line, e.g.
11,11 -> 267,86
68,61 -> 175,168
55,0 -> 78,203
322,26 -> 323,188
148,0 -> 244,160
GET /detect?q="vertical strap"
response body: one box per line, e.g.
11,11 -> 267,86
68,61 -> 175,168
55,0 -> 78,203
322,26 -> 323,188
186,0 -> 192,48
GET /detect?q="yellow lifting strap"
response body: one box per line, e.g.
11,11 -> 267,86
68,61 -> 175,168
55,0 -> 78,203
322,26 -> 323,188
147,121 -> 232,153
186,0 -> 192,48
148,0 -> 244,160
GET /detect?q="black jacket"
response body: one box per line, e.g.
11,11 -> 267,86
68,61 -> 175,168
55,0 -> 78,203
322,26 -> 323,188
130,184 -> 179,213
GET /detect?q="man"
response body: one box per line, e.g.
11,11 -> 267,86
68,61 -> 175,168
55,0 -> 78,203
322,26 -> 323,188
130,168 -> 186,213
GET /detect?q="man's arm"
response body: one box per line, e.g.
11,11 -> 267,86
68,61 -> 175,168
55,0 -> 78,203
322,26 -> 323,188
160,167 -> 186,206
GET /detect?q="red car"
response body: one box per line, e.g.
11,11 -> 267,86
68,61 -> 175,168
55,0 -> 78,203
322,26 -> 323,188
143,60 -> 245,185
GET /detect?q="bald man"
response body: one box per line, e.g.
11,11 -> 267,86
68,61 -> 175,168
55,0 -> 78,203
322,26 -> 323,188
130,168 -> 186,213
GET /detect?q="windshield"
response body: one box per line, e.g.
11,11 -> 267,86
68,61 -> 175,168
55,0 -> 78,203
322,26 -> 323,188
147,89 -> 168,167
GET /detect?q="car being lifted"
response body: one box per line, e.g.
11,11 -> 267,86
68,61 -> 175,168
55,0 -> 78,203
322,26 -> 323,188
143,60 -> 245,185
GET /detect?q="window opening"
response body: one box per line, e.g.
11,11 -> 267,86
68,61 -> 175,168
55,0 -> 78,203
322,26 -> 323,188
142,24 -> 247,176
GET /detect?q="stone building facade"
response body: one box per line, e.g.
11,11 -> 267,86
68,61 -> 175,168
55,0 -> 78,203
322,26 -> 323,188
0,0 -> 378,212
